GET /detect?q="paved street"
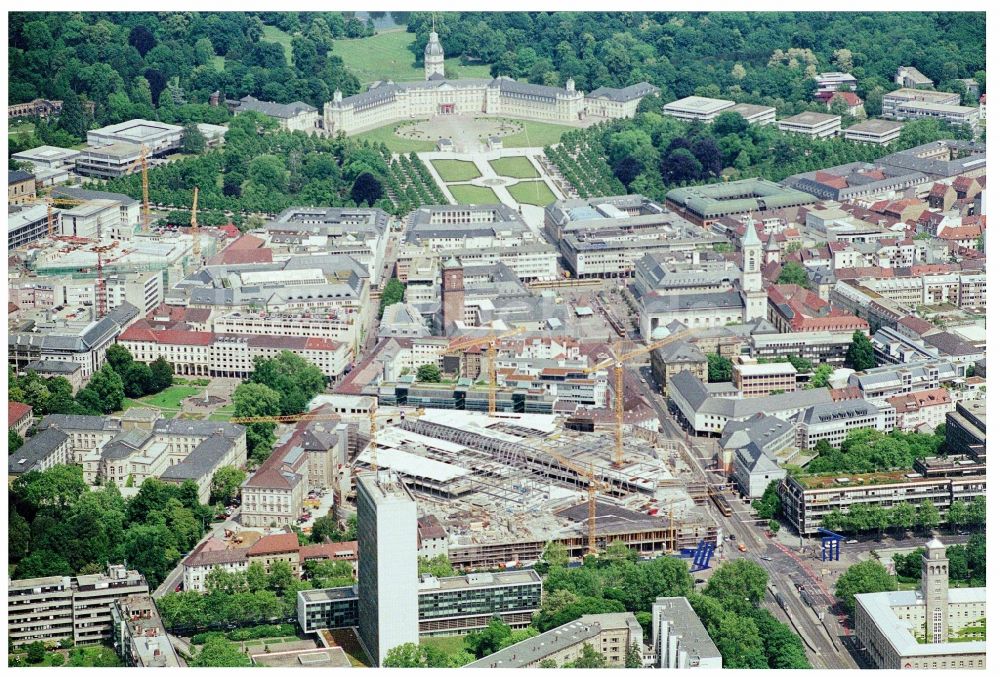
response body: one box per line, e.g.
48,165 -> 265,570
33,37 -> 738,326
631,363 -> 858,669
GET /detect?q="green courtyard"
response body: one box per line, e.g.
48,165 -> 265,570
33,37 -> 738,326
447,184 -> 501,205
431,159 -> 481,182
489,156 -> 540,179
507,180 -> 558,207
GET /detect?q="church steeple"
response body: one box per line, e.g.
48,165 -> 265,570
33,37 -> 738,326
424,17 -> 445,80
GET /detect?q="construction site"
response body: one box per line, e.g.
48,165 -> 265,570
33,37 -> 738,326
349,407 -> 717,570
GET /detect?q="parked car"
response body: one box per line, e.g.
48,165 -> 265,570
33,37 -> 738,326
761,556 -> 773,561
846,539 -> 859,544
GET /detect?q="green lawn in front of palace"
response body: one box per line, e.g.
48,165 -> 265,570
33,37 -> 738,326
447,183 -> 501,205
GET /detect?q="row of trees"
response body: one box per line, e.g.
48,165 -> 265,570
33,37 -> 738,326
231,350 -> 327,465
821,496 -> 985,538
9,466 -> 212,587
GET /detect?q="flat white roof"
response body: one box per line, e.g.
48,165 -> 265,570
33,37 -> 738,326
663,96 -> 735,113
356,446 -> 471,483
735,362 -> 798,376
13,145 -> 81,161
856,587 -> 985,658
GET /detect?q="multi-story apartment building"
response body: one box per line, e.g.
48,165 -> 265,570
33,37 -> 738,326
895,66 -> 934,89
661,96 -> 735,122
8,565 -> 149,647
182,542 -> 251,593
727,103 -> 777,125
886,387 -> 955,431
748,330 -> 855,366
777,112 -> 841,139
945,400 -> 985,462
300,570 -> 545,641
779,468 -> 986,536
8,204 -> 51,251
231,96 -> 320,132
668,370 -> 833,436
110,595 -> 182,667
119,323 -> 351,378
882,89 -> 960,118
849,360 -> 962,399
51,271 -> 163,317
814,71 -> 858,93
86,119 -> 183,155
9,307 -> 133,380
796,399 -> 894,449
356,471 -> 419,666
732,361 -> 798,397
8,426 -> 72,476
651,597 -> 722,669
248,533 -> 303,576
893,101 -> 979,128
464,613 -> 644,668
843,119 -> 904,146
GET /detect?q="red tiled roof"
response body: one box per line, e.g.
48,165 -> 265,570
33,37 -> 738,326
9,401 -> 32,424
938,225 -> 982,241
119,321 -> 215,346
831,91 -> 862,106
8,302 -> 19,314
218,249 -> 273,265
248,532 -> 300,556
815,171 -> 848,190
886,387 -> 953,412
218,224 -> 240,238
300,541 -> 358,561
928,183 -> 950,198
227,234 -> 265,250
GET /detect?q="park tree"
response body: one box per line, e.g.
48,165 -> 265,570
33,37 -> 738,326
751,480 -> 781,519
706,354 -> 732,383
809,363 -> 834,389
9,429 -> 24,453
947,500 -> 968,531
661,147 -> 703,185
418,554 -> 456,577
210,467 -> 246,505
846,330 -> 876,370
190,635 -> 252,667
351,171 -> 384,206
79,364 -> 125,414
704,560 -> 769,611
182,123 -> 206,154
776,262 -> 810,288
916,499 -> 940,533
465,617 -> 513,658
232,382 -> 281,464
383,643 -> 424,667
834,560 -> 896,619
417,363 -> 442,383
106,344 -> 134,375
150,358 -> 174,391
625,641 -> 643,668
542,541 -> 569,568
379,278 -> 405,317
567,644 -> 607,668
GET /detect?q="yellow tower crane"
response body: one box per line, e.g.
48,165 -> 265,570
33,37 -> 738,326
440,326 -> 527,416
544,447 -> 610,556
124,144 -> 152,233
22,195 -> 93,239
581,328 -> 694,468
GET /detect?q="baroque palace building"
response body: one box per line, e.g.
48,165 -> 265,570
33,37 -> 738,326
323,30 -> 659,135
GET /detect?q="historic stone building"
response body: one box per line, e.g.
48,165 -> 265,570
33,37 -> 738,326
323,31 -> 658,135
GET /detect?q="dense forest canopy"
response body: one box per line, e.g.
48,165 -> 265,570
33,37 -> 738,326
10,12 -> 985,120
